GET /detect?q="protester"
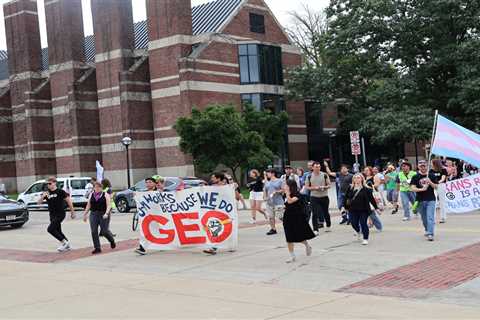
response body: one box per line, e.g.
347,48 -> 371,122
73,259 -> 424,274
101,178 -> 116,237
324,161 -> 353,225
297,168 -> 305,188
306,162 -> 331,234
410,160 -> 438,241
37,176 -> 76,252
226,174 -> 246,210
84,177 -> 96,199
135,177 -> 157,255
264,169 -> 284,235
247,169 -> 266,224
341,174 -> 381,245
300,161 -> 314,222
281,165 -> 300,188
384,165 -> 399,214
396,162 -> 417,221
430,159 -> 448,223
363,166 -> 383,231
282,179 -> 315,263
204,172 -> 227,255
373,166 -> 386,205
83,182 -> 116,254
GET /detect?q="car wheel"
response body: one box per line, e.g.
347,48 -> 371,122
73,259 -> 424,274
11,223 -> 25,229
116,197 -> 130,213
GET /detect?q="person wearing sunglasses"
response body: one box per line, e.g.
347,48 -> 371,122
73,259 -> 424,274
38,176 -> 76,252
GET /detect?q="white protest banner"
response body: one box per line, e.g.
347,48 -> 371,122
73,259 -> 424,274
438,172 -> 480,214
134,185 -> 238,251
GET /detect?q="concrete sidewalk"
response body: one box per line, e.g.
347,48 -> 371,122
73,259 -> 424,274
1,208 -> 480,318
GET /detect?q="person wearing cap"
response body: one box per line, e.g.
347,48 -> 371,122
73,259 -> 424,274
155,176 -> 165,192
396,162 -> 417,221
281,165 -> 300,189
37,176 -> 76,252
410,160 -> 438,241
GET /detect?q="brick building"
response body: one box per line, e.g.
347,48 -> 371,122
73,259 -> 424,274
0,0 -> 323,192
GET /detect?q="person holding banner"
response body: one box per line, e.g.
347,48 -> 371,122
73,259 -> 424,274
134,177 -> 158,255
283,179 -> 315,263
82,182 -> 116,254
410,160 -> 438,241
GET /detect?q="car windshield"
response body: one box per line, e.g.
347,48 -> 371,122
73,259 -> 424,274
0,195 -> 6,201
70,179 -> 89,190
133,180 -> 146,191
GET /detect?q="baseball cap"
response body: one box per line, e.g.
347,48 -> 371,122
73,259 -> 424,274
418,160 -> 427,166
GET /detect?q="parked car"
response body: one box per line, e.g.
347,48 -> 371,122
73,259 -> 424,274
114,177 -> 206,213
0,194 -> 29,228
17,177 -> 91,209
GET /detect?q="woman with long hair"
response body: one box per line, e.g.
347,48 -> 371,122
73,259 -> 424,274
283,179 -> 315,263
247,169 -> 266,224
362,166 -> 383,231
341,174 -> 381,245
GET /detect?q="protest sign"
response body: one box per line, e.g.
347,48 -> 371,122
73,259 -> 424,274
134,185 -> 238,251
438,173 -> 480,214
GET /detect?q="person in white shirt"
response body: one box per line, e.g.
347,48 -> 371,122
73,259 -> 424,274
281,165 -> 300,189
84,177 -> 96,200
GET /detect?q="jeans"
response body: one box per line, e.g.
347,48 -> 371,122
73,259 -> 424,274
350,211 -> 369,240
369,211 -> 383,231
418,201 -> 436,236
89,211 -> 115,250
400,191 -> 416,218
47,212 -> 67,242
337,192 -> 346,210
310,196 -> 331,230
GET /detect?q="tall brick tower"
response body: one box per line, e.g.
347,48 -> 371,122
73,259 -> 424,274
4,0 -> 56,189
147,0 -> 194,177
45,0 -> 100,177
91,0 -> 135,185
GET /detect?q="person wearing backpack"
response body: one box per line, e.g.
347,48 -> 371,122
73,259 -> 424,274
306,162 -> 331,234
341,173 -> 381,245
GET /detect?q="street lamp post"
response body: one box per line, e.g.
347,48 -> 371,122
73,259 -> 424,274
121,136 -> 132,189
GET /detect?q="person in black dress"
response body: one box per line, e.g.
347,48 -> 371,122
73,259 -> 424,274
341,174 -> 381,245
283,179 -> 316,263
83,182 -> 116,254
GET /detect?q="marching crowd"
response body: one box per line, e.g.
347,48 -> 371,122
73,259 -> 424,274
245,158 -> 477,262
38,157 -> 476,262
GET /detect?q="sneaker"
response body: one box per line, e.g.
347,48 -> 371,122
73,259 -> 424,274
57,241 -> 71,253
325,227 -> 332,233
439,219 -> 446,224
339,216 -> 348,225
249,218 -> 256,224
427,235 -> 434,241
110,242 -> 116,249
91,248 -> 102,254
362,240 -> 369,245
314,230 -> 319,236
306,246 -> 312,256
402,217 -> 410,221
134,246 -> 146,255
318,224 -> 324,229
286,256 -> 296,263
203,248 -> 217,255
266,229 -> 277,235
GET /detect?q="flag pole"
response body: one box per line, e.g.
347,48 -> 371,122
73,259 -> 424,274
427,110 -> 439,171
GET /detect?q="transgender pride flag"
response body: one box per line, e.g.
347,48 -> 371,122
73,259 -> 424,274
431,115 -> 480,168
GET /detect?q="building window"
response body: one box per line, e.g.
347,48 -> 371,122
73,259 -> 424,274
249,13 -> 265,34
239,44 -> 283,85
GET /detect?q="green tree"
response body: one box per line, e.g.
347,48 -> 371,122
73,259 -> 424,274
175,104 -> 287,177
287,0 -> 480,144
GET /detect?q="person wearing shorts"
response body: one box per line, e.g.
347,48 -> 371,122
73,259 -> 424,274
247,169 -> 266,224
264,169 -> 284,235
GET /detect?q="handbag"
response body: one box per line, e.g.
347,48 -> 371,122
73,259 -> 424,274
345,188 -> 361,210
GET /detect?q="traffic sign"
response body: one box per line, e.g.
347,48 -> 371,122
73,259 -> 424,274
350,131 -> 360,143
351,143 -> 361,155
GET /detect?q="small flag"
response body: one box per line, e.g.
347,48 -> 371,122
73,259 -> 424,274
96,161 -> 104,182
432,115 -> 480,168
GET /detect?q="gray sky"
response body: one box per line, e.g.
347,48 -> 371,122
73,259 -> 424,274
0,0 -> 329,50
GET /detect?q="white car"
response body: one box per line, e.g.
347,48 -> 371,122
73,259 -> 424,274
17,177 -> 92,209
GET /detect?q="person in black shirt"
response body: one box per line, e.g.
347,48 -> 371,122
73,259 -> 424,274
83,182 -> 116,254
341,174 -> 381,245
283,179 -> 315,263
324,161 -> 353,224
430,159 -> 448,223
410,160 -> 438,241
38,176 -> 75,252
135,177 -> 158,255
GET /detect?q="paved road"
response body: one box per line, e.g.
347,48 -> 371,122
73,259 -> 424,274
0,207 -> 479,318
